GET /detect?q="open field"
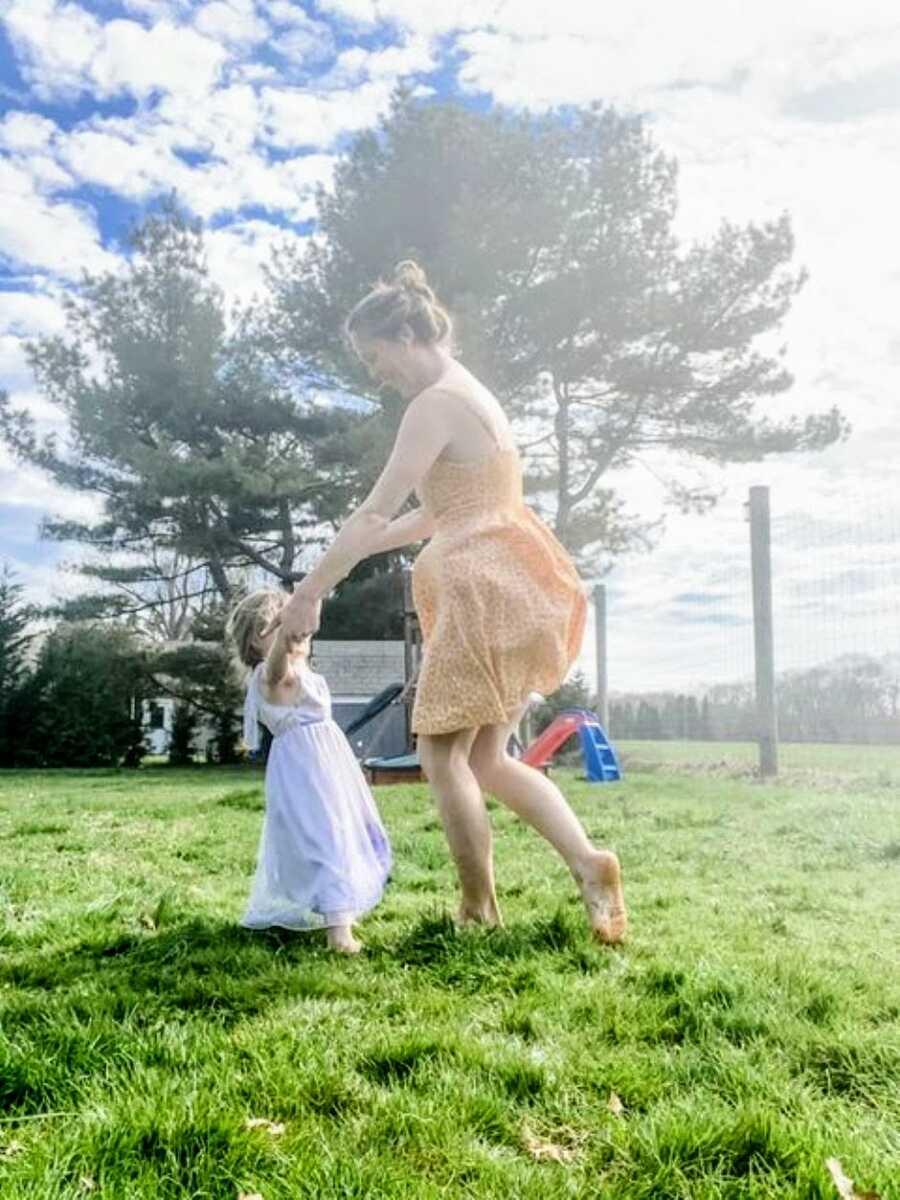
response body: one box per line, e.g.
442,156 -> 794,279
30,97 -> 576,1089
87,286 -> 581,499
1,758 -> 898,1198
617,739 -> 900,779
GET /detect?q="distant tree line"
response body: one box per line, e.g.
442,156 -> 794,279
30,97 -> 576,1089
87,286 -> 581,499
611,654 -> 900,744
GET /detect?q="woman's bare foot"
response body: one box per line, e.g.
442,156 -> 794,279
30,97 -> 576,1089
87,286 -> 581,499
456,898 -> 503,928
576,850 -> 627,945
326,925 -> 363,954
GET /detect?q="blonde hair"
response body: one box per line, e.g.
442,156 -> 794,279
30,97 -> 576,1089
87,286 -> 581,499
345,259 -> 453,348
225,589 -> 286,673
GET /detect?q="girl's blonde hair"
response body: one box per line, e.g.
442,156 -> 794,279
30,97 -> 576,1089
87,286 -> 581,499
345,259 -> 453,348
225,589 -> 287,673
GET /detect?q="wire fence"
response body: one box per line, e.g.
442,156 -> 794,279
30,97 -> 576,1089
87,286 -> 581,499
604,485 -> 900,745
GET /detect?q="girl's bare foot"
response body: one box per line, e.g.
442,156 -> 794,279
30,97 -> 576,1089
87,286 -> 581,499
576,850 -> 627,945
326,925 -> 362,954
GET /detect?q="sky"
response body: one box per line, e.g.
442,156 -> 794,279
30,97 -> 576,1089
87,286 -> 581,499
1,0 -> 899,694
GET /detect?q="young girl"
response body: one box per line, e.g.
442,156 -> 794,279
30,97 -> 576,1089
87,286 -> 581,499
227,589 -> 392,954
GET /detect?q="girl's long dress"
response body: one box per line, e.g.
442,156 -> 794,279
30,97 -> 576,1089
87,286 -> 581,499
241,663 -> 392,930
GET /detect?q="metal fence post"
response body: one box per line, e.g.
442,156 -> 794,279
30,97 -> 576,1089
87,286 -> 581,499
593,583 -> 609,732
748,486 -> 778,777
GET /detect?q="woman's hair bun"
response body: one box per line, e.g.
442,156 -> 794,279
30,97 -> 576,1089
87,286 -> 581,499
345,258 -> 453,348
392,259 -> 432,297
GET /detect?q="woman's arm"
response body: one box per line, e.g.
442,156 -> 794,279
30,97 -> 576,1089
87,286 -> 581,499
268,394 -> 448,636
370,507 -> 435,555
302,397 -> 446,595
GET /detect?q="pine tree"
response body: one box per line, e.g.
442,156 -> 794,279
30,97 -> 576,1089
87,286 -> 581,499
27,624 -> 147,768
0,198 -> 358,614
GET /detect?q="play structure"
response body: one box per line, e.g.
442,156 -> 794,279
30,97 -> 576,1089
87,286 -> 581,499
343,683 -> 404,741
521,708 -> 622,782
363,752 -> 422,786
357,566 -> 425,784
363,705 -> 622,785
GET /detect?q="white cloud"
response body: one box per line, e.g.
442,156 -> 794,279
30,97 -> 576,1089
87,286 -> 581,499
193,0 -> 268,47
57,124 -> 191,202
260,78 -> 396,147
0,159 -> 119,278
156,83 -> 262,158
120,0 -> 180,17
326,36 -> 436,86
184,151 -> 335,221
2,1 -> 227,102
96,18 -> 228,101
448,1 -> 900,112
1,0 -> 102,101
317,0 -> 491,35
0,335 -> 35,392
267,2 -> 334,64
0,445 -> 100,520
315,0 -> 378,27
48,97 -> 334,221
268,0 -> 316,21
0,290 -> 68,399
0,111 -> 57,152
204,218 -> 308,306
0,290 -> 67,339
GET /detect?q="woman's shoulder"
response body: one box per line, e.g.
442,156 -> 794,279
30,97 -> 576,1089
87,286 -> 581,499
419,362 -> 489,404
416,372 -> 501,431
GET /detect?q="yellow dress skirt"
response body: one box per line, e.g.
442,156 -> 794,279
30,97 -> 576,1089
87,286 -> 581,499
411,447 -> 587,736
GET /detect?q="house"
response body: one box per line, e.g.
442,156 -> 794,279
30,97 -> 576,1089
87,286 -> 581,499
310,640 -> 408,758
143,639 -> 409,760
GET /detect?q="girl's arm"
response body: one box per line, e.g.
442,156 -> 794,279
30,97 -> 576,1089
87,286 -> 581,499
264,627 -> 296,688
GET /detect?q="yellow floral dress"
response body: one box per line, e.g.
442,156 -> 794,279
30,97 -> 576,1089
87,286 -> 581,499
411,446 -> 587,736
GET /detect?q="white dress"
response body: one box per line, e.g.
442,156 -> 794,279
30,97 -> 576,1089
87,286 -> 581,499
241,662 -> 392,931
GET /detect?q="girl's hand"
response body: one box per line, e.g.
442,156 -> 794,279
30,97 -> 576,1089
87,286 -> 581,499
262,587 -> 322,639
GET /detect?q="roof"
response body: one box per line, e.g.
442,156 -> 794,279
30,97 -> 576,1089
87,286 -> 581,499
310,640 -> 406,698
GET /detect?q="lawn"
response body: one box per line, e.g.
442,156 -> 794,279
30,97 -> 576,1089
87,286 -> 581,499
1,754 -> 898,1198
616,739 -> 900,779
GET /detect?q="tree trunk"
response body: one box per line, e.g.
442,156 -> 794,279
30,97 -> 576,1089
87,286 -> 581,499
207,553 -> 232,604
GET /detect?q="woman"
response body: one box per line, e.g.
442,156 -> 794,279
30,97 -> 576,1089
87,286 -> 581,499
267,261 -> 626,943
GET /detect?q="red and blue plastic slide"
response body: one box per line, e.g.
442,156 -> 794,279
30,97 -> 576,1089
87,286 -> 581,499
522,708 -> 622,782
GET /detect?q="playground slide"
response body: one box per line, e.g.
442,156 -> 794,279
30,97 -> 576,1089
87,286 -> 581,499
522,713 -> 583,768
342,683 -> 404,737
522,709 -> 622,782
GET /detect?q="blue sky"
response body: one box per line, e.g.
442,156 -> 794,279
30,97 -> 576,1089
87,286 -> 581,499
1,0 -> 899,689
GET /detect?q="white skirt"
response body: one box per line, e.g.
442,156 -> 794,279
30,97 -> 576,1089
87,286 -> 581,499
241,719 -> 392,931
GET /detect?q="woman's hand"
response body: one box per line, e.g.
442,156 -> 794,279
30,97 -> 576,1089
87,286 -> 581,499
262,585 -> 322,640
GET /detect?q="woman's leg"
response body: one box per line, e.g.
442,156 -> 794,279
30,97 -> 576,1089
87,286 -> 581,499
418,727 -> 502,926
468,715 -> 627,944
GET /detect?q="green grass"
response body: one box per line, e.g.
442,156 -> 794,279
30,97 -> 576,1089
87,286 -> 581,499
1,757 -> 899,1198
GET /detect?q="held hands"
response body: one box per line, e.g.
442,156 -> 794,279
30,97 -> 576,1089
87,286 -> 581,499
261,586 -> 322,640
